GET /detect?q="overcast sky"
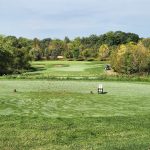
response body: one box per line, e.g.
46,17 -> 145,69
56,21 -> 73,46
0,0 -> 149,39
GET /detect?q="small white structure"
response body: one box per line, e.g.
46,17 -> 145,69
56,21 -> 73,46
57,56 -> 64,59
98,84 -> 103,94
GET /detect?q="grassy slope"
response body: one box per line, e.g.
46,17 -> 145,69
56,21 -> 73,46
0,80 -> 150,149
31,61 -> 105,76
8,61 -> 105,79
1,61 -> 150,81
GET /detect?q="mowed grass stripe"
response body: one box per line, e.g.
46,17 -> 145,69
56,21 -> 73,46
0,80 -> 150,117
0,80 -> 150,149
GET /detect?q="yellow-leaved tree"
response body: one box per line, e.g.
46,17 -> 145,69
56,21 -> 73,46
99,44 -> 110,61
111,42 -> 150,74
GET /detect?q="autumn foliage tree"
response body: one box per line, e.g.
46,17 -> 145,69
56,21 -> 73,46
99,44 -> 110,61
111,42 -> 150,74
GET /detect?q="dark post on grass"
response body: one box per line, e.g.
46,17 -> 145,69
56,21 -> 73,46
98,84 -> 103,94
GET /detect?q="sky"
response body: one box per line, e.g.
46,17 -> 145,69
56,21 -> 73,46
0,0 -> 149,39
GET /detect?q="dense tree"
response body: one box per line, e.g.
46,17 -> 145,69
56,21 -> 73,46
82,48 -> 92,60
0,46 -> 13,75
64,43 -> 74,59
99,44 -> 110,60
0,31 -> 143,75
0,36 -> 31,75
13,47 -> 31,71
17,37 -> 32,49
28,31 -> 140,61
72,48 -> 80,59
64,36 -> 70,44
111,42 -> 150,74
31,38 -> 42,60
48,40 -> 65,59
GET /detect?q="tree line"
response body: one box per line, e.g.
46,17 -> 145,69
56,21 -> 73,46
0,31 -> 150,75
31,31 -> 140,61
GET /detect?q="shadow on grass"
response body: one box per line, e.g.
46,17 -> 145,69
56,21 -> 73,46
90,91 -> 108,94
28,67 -> 46,72
102,92 -> 108,94
97,92 -> 108,94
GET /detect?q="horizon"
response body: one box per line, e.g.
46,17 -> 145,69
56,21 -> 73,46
0,30 -> 144,40
0,0 -> 149,39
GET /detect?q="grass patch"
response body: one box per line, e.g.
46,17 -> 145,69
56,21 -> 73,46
0,80 -> 150,149
1,61 -> 150,81
0,61 -> 105,79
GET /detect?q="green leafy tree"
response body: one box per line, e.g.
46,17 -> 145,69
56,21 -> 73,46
0,46 -> 13,75
31,38 -> 42,60
82,48 -> 92,60
13,47 -> 31,71
73,48 -> 80,59
64,36 -> 70,44
48,40 -> 65,59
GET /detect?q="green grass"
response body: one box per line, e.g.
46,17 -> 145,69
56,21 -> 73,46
0,80 -> 150,149
0,61 -> 105,79
29,61 -> 106,79
1,61 -> 150,82
30,61 -> 105,76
